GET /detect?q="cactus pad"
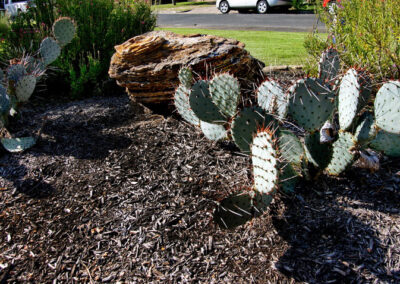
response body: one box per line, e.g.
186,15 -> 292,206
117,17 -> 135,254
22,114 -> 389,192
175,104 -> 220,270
338,69 -> 372,130
278,130 -> 304,165
369,131 -> 400,157
251,130 -> 279,194
23,56 -> 45,75
15,75 -> 36,102
231,107 -> 274,153
7,64 -> 26,82
252,191 -> 274,214
257,80 -> 289,118
257,80 -> 280,114
326,132 -> 356,175
319,47 -> 340,82
178,67 -> 193,89
354,112 -> 377,145
53,17 -> 76,46
279,163 -> 299,194
214,191 -> 253,228
40,37 -> 61,65
214,190 -> 273,229
0,85 -> 10,114
288,78 -> 334,131
200,121 -> 227,141
189,80 -> 226,123
374,81 -> 400,134
1,137 -> 36,153
174,85 -> 200,126
209,73 -> 240,118
304,132 -> 333,169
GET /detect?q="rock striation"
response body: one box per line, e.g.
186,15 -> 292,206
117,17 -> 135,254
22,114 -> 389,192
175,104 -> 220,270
109,31 -> 264,103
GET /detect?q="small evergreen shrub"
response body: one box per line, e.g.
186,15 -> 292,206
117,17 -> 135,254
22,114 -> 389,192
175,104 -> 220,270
305,0 -> 400,81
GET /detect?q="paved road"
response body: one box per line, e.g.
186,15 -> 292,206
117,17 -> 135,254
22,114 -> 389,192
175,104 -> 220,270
157,13 -> 326,32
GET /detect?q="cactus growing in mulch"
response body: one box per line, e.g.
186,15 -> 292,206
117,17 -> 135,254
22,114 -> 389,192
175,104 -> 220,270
174,47 -> 400,228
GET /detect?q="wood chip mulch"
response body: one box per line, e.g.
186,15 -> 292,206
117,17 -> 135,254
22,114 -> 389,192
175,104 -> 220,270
0,95 -> 399,283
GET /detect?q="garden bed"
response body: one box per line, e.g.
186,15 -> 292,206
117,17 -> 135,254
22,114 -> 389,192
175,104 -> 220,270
0,87 -> 399,282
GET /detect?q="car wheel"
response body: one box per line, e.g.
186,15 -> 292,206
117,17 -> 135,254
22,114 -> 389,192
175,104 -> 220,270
219,0 -> 230,14
256,0 -> 268,14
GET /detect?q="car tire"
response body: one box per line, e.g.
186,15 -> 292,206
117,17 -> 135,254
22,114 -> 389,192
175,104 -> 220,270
256,0 -> 268,14
219,0 -> 230,14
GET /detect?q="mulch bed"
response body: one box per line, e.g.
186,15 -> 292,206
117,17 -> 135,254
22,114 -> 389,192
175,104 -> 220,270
0,86 -> 399,282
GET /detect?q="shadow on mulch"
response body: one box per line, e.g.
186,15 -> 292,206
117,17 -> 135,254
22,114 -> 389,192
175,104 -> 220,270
5,95 -> 147,160
272,166 -> 400,283
0,95 -> 144,200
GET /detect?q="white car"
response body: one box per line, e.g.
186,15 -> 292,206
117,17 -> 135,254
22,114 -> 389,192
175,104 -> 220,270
217,0 -> 293,14
1,0 -> 30,16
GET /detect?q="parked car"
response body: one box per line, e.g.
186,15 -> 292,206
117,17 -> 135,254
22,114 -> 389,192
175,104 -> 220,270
0,0 -> 30,16
216,0 -> 292,14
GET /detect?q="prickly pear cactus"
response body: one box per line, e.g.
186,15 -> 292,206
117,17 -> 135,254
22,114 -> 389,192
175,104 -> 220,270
251,129 -> 279,194
288,78 -> 335,132
369,131 -> 400,157
214,191 -> 254,229
174,85 -> 200,126
278,130 -> 304,166
338,68 -> 371,130
23,56 -> 45,76
231,107 -> 274,153
15,75 -> 36,102
209,73 -> 240,118
0,85 -> 10,115
374,81 -> 400,134
279,163 -> 299,194
53,17 -> 76,47
354,112 -> 377,145
40,37 -> 61,66
200,121 -> 227,141
252,190 -> 274,213
319,47 -> 340,82
178,67 -> 193,89
257,80 -> 289,118
1,137 -> 36,153
304,132 -> 333,169
214,190 -> 272,229
189,80 -> 226,124
257,80 -> 280,114
7,64 -> 27,82
326,132 -> 357,175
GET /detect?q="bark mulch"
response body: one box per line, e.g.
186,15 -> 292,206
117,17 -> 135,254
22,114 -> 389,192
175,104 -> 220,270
0,95 -> 399,283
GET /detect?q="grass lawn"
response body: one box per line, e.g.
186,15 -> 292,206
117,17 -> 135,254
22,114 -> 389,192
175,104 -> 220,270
157,28 -> 317,66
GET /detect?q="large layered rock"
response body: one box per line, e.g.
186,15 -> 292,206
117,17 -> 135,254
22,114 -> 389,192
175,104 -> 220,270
109,31 -> 264,103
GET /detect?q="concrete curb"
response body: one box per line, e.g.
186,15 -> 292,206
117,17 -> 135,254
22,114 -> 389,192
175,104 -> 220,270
262,65 -> 303,73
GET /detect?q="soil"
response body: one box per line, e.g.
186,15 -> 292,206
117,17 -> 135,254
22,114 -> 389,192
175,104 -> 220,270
0,75 -> 399,282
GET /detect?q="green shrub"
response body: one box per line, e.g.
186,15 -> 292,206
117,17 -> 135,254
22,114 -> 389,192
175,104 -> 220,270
1,0 -> 156,98
0,13 -> 10,37
291,0 -> 306,10
68,54 -> 103,98
305,0 -> 400,81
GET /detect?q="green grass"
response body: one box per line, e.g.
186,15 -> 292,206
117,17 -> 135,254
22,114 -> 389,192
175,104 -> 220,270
157,28 -> 319,66
152,1 -> 214,11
